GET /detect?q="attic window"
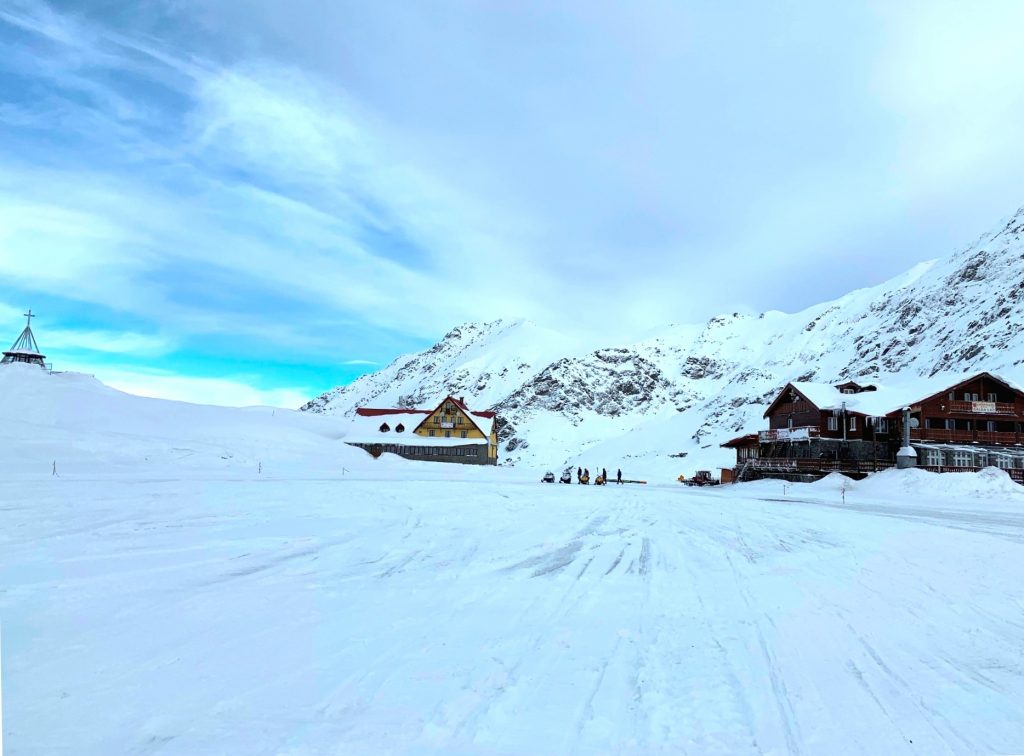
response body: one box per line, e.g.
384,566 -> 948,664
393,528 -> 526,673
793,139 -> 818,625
395,423 -> 405,433
379,423 -> 390,432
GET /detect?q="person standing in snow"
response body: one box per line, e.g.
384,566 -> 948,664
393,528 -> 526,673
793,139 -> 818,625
577,466 -> 582,483
602,468 -> 607,483
617,469 -> 622,484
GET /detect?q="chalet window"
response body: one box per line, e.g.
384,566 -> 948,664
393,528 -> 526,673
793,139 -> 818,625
434,416 -> 440,425
460,430 -> 467,438
948,392 -> 954,400
395,423 -> 405,433
468,447 -> 477,456
987,393 -> 997,402
952,450 -> 972,467
429,430 -> 435,437
994,454 -> 1012,469
849,417 -> 857,431
987,421 -> 996,432
379,423 -> 390,433
457,415 -> 463,425
945,419 -> 955,430
445,430 -> 451,438
925,449 -> 943,466
827,416 -> 838,431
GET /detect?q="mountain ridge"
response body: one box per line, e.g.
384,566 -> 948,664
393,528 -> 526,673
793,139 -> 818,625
302,205 -> 1024,475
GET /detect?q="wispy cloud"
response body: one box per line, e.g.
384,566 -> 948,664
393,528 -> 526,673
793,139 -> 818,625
2,0 -> 1024,406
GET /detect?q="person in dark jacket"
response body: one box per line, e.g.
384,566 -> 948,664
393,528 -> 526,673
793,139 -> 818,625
617,469 -> 622,484
577,466 -> 582,483
602,468 -> 607,483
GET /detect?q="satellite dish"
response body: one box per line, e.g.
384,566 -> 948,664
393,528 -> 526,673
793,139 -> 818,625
910,418 -> 920,428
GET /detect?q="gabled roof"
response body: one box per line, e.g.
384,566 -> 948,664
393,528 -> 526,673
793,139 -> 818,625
411,395 -> 495,437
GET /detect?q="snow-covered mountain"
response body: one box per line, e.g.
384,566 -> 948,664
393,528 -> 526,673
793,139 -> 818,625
303,206 -> 1024,476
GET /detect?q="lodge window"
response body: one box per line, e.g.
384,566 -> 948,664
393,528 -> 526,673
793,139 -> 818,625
428,430 -> 435,437
457,415 -> 463,425
379,423 -> 390,432
987,393 -> 997,402
445,430 -> 451,438
849,417 -> 857,431
828,416 -> 838,431
460,430 -> 467,438
987,421 -> 996,432
952,450 -> 972,467
874,418 -> 888,433
395,423 -> 405,433
434,416 -> 440,425
994,455 -> 1012,469
945,419 -> 955,430
924,449 -> 943,466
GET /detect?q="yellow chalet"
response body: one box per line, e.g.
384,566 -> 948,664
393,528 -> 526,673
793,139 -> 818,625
344,395 -> 499,465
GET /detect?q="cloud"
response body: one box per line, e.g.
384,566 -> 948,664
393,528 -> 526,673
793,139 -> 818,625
3,0 -> 1024,406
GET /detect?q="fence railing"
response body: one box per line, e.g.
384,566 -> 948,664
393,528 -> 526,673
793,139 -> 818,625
746,459 -> 1024,484
947,400 -> 1016,415
911,428 -> 1021,444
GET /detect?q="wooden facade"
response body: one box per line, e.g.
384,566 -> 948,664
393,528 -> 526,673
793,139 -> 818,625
726,373 -> 1024,483
349,396 -> 499,464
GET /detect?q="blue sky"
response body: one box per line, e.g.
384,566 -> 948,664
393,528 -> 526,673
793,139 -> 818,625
2,1 -> 1024,407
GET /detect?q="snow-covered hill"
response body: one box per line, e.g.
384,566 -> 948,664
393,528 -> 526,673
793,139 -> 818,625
0,363 -> 366,478
303,206 -> 1024,476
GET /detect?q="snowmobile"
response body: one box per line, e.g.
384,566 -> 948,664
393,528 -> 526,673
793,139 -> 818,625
542,471 -> 556,483
559,470 -> 573,484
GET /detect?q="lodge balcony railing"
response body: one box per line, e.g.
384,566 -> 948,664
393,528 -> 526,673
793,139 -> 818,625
946,400 -> 1016,415
758,426 -> 820,443
749,458 -> 894,473
910,428 -> 1021,444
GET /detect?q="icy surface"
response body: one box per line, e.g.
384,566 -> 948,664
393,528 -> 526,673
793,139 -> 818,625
3,369 -> 1024,754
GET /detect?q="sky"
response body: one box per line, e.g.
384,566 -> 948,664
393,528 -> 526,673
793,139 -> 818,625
2,1 -> 1024,408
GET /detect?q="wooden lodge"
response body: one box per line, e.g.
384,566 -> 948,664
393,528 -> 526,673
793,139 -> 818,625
345,395 -> 499,465
723,372 -> 1024,483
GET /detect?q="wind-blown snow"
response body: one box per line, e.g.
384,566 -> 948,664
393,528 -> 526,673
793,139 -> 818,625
2,366 -> 1024,754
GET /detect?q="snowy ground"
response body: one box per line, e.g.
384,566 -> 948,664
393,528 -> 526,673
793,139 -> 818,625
4,466 -> 1024,754
2,367 -> 1024,754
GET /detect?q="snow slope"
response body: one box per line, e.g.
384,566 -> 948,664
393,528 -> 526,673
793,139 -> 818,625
0,363 -> 366,478
3,365 -> 1024,753
303,206 -> 1024,478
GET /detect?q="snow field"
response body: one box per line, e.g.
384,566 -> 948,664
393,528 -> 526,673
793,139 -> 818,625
2,366 -> 1024,753
3,470 -> 1024,754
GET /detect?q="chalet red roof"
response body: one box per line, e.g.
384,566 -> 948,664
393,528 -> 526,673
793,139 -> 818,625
355,404 -> 495,420
355,408 -> 430,417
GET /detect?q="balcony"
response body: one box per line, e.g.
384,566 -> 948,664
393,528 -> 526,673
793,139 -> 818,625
911,428 -> 1021,444
946,400 -> 1016,415
759,426 -> 820,442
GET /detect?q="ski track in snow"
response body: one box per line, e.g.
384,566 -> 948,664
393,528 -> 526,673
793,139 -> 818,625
3,476 -> 1024,754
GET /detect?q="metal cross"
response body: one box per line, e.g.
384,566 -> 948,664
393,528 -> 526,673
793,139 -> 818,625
23,309 -> 34,327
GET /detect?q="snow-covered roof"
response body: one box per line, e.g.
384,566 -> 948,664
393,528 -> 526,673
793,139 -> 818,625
778,372 -> 1024,418
344,408 -> 493,445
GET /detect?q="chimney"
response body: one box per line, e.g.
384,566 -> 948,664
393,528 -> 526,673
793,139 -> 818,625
459,396 -> 466,406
